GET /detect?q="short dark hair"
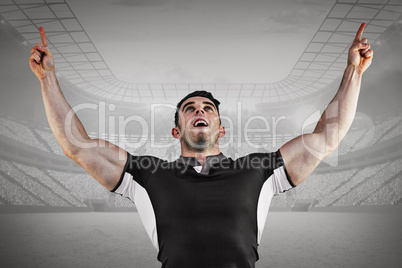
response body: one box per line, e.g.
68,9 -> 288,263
174,90 -> 221,127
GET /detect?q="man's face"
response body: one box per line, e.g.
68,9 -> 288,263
173,96 -> 224,152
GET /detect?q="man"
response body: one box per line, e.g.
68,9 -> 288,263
29,24 -> 373,267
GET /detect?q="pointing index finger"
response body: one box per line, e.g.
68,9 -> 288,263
39,27 -> 47,46
355,23 -> 366,42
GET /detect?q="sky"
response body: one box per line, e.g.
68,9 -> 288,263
66,0 -> 333,83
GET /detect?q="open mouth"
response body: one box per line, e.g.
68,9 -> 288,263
193,119 -> 209,127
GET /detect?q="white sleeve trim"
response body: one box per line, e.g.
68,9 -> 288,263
114,172 -> 136,200
114,172 -> 159,251
256,174 -> 275,244
272,166 -> 293,195
256,166 -> 294,244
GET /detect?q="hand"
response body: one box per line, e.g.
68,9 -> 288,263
29,27 -> 55,79
348,23 -> 373,74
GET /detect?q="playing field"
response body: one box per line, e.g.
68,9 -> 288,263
0,209 -> 401,268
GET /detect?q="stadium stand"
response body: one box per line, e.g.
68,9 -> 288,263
14,163 -> 85,207
332,159 -> 402,206
338,128 -> 368,155
0,155 -> 400,208
270,193 -> 288,208
1,112 -> 401,158
0,171 -> 45,206
371,116 -> 401,145
294,170 -> 358,201
0,112 -> 401,209
47,170 -> 109,203
381,119 -> 402,142
0,117 -> 49,153
35,128 -> 65,155
0,160 -> 69,206
361,173 -> 402,206
0,122 -> 15,139
315,163 -> 388,207
114,196 -> 136,208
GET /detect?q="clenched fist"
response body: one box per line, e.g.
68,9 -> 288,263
29,27 -> 55,80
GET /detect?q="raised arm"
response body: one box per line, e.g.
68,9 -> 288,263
280,23 -> 373,186
29,27 -> 127,190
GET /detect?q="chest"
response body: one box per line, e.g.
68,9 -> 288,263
146,167 -> 263,221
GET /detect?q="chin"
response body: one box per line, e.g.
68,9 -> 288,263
182,130 -> 218,151
193,137 -> 208,149
182,136 -> 207,152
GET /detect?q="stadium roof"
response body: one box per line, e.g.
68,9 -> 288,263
1,0 -> 401,104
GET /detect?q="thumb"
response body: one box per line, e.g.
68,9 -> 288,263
36,45 -> 54,70
350,41 -> 369,52
37,45 -> 52,56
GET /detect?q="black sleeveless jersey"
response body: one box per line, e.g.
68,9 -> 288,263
112,150 -> 294,268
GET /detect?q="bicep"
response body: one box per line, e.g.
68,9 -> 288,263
71,139 -> 128,191
280,132 -> 332,186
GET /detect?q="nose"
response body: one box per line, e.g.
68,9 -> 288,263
195,108 -> 205,114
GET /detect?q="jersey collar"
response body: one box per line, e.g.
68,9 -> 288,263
176,153 -> 228,175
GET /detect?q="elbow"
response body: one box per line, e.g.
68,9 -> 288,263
313,130 -> 339,156
62,142 -> 86,160
63,146 -> 80,160
317,125 -> 343,153
325,138 -> 339,154
323,130 -> 340,153
326,130 -> 349,153
63,138 -> 97,160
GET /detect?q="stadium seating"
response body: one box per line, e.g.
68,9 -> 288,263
0,167 -> 45,206
35,129 -> 65,155
114,195 -> 136,208
1,113 -> 401,157
47,170 -> 109,202
381,119 -> 402,142
361,174 -> 401,205
332,159 -> 401,206
371,117 -> 401,145
270,193 -> 288,208
0,112 -> 401,208
14,163 -> 85,207
0,117 -> 49,152
295,170 -> 357,201
0,160 -> 72,206
338,128 -> 368,155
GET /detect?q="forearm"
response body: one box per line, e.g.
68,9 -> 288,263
279,23 -> 372,186
313,65 -> 362,149
40,72 -> 91,157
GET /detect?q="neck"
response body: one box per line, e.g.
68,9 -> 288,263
180,143 -> 220,166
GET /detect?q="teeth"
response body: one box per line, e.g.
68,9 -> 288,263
194,120 -> 207,127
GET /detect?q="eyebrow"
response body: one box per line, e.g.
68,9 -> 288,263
182,101 -> 216,111
182,101 -> 194,111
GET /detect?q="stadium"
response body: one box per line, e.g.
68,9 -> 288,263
0,0 -> 401,267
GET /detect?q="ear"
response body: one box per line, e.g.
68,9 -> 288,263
218,126 -> 225,138
172,127 -> 180,139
